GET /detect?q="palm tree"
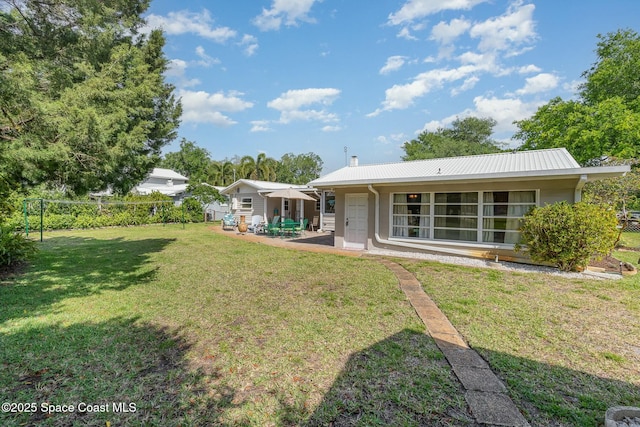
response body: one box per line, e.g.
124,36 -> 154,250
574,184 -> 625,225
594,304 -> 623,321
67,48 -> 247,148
238,153 -> 277,181
209,160 -> 236,186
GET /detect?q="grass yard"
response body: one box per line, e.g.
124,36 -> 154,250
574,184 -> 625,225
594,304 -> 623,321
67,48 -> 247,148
2,224 -> 639,426
0,224 -> 473,427
398,253 -> 640,426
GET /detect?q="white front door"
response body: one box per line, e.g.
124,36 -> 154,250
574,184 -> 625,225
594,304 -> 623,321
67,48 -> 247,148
344,194 -> 368,249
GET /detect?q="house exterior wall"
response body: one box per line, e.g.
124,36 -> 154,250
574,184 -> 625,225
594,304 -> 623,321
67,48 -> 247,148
329,177 -> 580,261
230,184 -> 266,222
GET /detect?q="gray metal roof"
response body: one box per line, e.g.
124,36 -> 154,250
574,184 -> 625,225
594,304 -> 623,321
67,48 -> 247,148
309,148 -> 627,187
220,179 -> 310,194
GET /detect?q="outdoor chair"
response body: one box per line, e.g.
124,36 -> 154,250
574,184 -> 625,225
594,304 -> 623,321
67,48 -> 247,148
247,215 -> 264,234
281,218 -> 298,238
265,216 -> 281,237
295,218 -> 308,237
222,213 -> 236,230
310,216 -> 319,232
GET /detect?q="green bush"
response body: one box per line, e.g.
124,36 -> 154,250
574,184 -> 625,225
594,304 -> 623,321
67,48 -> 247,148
515,202 -> 619,271
0,224 -> 37,267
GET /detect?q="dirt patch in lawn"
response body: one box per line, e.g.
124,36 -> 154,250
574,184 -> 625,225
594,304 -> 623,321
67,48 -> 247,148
590,255 -> 636,273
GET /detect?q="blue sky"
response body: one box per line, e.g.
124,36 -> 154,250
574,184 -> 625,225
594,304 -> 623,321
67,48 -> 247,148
143,0 -> 640,174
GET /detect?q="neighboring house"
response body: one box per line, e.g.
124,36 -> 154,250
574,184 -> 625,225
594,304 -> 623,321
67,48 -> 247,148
134,168 -> 189,205
204,185 -> 229,221
220,179 -> 322,227
308,149 -> 629,262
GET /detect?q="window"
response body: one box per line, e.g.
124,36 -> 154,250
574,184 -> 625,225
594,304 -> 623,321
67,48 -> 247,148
324,192 -> 335,213
434,192 -> 478,241
240,197 -> 252,209
283,199 -> 289,211
482,191 -> 536,243
390,190 -> 537,244
391,193 -> 430,239
315,198 -> 321,211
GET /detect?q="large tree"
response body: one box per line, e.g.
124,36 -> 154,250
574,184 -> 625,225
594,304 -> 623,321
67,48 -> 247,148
514,29 -> 640,164
402,116 -> 503,161
0,0 -> 181,196
275,152 -> 323,185
160,138 -> 212,183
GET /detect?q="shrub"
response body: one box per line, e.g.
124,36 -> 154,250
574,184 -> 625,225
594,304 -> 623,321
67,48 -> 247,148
0,224 -> 37,267
515,202 -> 619,271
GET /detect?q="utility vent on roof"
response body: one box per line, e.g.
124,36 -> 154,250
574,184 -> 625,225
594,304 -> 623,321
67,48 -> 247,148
350,156 -> 359,167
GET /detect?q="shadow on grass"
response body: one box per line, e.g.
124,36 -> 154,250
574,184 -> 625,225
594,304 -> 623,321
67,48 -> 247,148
475,347 -> 640,427
301,330 -> 639,427
303,329 -> 478,427
0,236 -> 175,324
0,317 -> 236,427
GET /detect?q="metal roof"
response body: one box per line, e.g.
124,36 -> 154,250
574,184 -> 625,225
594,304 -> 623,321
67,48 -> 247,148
309,148 -> 627,187
220,179 -> 311,194
150,168 -> 189,181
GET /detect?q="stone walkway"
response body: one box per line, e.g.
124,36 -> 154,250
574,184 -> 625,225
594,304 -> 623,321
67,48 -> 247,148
378,258 -> 531,427
213,226 -> 531,425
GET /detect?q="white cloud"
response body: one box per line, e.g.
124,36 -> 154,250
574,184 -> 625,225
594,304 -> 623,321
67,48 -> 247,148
166,59 -> 201,88
380,56 -> 408,75
388,0 -> 488,26
253,0 -> 319,31
518,64 -> 542,74
368,64 -> 481,116
178,90 -> 254,126
240,34 -> 259,56
268,88 -> 340,111
430,18 -> 471,45
417,96 -> 543,136
144,9 -> 236,43
471,95 -> 542,133
250,120 -> 272,132
322,125 -> 342,132
515,72 -> 559,95
469,1 -> 537,55
397,27 -> 418,41
451,76 -> 479,95
194,46 -> 220,67
268,88 -> 341,124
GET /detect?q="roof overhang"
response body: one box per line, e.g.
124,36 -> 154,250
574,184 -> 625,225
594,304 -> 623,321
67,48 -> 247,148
310,165 -> 630,188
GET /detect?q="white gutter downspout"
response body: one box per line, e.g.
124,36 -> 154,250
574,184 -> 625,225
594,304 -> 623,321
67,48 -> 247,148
574,174 -> 588,202
367,184 -> 485,257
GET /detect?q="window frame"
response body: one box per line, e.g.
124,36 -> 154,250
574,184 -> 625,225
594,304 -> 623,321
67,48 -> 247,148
389,189 -> 539,246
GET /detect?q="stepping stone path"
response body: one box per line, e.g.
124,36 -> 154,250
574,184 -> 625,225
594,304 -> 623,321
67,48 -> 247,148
379,258 -> 531,427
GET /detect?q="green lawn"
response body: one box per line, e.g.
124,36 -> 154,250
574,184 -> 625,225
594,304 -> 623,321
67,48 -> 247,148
1,224 -> 638,426
0,224 -> 471,426
398,257 -> 640,426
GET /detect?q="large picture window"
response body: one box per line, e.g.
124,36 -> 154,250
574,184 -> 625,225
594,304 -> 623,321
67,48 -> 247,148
482,191 -> 536,243
392,193 -> 430,238
434,192 -> 478,241
390,190 -> 537,244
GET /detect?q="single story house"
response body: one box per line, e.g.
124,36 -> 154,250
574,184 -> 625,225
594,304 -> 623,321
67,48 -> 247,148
204,185 -> 230,221
308,148 -> 629,262
134,168 -> 189,205
220,179 -> 326,228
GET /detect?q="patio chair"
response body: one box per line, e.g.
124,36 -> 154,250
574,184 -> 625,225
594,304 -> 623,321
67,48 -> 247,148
222,213 -> 236,230
247,215 -> 264,233
281,218 -> 297,238
310,216 -> 319,232
294,218 -> 308,237
265,216 -> 281,237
